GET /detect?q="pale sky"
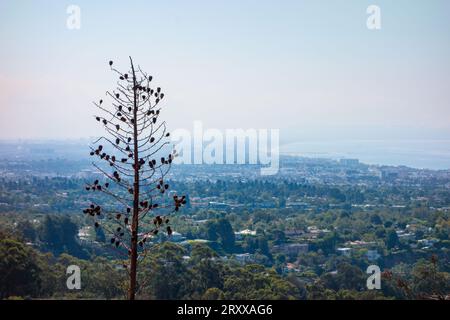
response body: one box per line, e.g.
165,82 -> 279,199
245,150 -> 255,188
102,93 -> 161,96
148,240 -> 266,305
0,0 -> 449,141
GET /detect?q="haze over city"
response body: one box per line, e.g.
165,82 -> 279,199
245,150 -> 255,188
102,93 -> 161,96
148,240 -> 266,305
1,0 -> 450,169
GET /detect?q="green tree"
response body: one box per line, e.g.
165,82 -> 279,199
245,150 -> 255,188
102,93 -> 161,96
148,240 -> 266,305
140,243 -> 192,299
385,228 -> 399,250
16,220 -> 37,242
202,287 -> 225,300
0,238 -> 42,299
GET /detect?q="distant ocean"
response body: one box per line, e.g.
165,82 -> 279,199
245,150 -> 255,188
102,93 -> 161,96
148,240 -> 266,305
281,140 -> 450,170
1,139 -> 450,171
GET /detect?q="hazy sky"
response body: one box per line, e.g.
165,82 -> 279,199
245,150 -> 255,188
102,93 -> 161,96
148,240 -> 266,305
0,0 -> 449,141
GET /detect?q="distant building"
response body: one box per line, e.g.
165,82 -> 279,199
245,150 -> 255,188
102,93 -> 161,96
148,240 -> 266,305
273,243 -> 309,256
234,229 -> 256,240
234,253 -> 255,264
209,201 -> 229,210
417,238 -> 439,247
168,231 -> 185,242
283,262 -> 300,273
396,230 -> 415,241
304,226 -> 330,239
285,201 -> 309,209
366,249 -> 381,261
78,226 -> 92,242
337,247 -> 352,257
345,240 -> 376,248
284,229 -> 304,237
340,159 -> 360,166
